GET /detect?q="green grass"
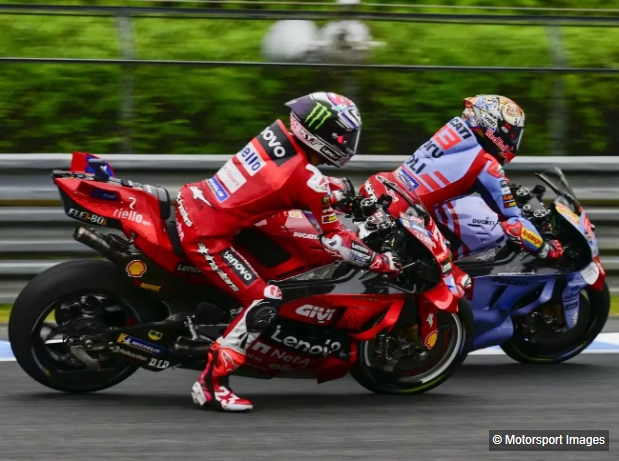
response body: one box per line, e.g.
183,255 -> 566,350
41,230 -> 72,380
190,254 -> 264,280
1,295 -> 619,324
2,4 -> 619,155
0,305 -> 11,324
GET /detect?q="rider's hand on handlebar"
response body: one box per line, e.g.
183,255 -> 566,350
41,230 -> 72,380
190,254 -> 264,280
538,239 -> 563,260
369,251 -> 402,276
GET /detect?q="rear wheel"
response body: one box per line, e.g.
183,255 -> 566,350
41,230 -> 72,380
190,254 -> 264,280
351,299 -> 474,394
500,282 -> 610,364
9,259 -> 154,393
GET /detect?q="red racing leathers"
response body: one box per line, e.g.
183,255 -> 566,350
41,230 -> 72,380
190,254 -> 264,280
178,120 -> 398,411
176,120 -> 395,308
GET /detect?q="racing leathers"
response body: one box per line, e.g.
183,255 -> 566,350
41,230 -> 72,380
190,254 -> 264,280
177,120 -> 399,412
391,116 -> 563,260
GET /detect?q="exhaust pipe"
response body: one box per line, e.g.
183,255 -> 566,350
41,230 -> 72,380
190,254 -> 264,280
73,226 -> 125,261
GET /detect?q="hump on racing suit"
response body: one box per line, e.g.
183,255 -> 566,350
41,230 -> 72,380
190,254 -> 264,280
393,116 -> 548,259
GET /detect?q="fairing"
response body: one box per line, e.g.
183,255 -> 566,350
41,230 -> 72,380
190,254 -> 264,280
439,167 -> 605,350
54,152 -> 453,383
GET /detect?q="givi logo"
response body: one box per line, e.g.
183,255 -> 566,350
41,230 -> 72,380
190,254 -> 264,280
295,305 -> 336,323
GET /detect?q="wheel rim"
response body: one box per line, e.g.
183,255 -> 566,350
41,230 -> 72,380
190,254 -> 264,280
511,288 -> 603,359
29,291 -> 141,379
360,311 -> 464,387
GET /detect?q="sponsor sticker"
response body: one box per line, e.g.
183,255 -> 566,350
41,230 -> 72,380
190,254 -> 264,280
149,358 -> 170,369
113,209 -> 150,226
90,189 -> 119,201
424,330 -> 438,349
139,282 -> 161,292
556,204 -> 580,225
351,241 -> 370,255
258,123 -> 296,164
222,248 -> 256,286
111,346 -> 148,362
176,194 -> 193,227
217,159 -> 247,193
236,144 -> 265,176
175,262 -> 201,274
126,260 -> 147,278
322,214 -> 338,224
295,305 -> 336,323
117,333 -> 165,357
206,177 -> 230,203
522,229 -> 543,247
67,208 -> 107,226
148,330 -> 163,341
269,325 -> 342,356
293,232 -> 318,240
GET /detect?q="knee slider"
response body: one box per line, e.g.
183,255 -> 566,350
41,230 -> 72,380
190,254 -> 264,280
246,299 -> 281,333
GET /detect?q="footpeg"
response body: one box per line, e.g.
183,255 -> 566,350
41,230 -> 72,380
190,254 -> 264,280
170,337 -> 212,356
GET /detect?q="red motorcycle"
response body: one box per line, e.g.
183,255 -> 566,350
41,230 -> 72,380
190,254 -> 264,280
9,152 -> 473,396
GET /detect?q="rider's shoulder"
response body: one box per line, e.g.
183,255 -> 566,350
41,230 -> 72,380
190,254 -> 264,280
250,119 -> 304,165
439,117 -> 480,155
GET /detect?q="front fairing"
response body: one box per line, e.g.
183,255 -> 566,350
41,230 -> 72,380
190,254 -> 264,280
537,167 -> 580,211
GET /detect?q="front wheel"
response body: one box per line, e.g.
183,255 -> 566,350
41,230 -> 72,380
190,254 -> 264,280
350,299 -> 474,395
500,282 -> 610,364
9,259 -> 154,393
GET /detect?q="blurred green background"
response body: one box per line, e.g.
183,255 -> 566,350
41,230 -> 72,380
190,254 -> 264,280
1,0 -> 618,156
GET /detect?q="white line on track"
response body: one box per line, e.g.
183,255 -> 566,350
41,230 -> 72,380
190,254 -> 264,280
2,333 -> 619,362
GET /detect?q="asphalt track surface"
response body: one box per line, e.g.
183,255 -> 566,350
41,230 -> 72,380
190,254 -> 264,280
1,322 -> 618,461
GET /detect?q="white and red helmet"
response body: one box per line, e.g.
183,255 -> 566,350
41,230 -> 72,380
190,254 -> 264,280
462,95 -> 525,164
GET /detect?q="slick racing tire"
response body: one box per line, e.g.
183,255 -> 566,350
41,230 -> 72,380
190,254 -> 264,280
351,299 -> 474,395
9,259 -> 154,393
500,282 -> 610,364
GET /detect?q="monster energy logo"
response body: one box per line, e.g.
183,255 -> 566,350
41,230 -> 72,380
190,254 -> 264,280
305,103 -> 331,129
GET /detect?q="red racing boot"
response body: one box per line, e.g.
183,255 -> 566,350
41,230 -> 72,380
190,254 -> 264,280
191,342 -> 253,412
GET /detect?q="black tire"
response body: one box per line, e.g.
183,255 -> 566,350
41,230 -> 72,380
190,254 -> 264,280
500,282 -> 611,364
350,298 -> 474,395
9,259 -> 154,393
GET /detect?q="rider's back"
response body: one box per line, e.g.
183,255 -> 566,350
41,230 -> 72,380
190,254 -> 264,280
188,120 -> 315,234
397,116 -> 490,209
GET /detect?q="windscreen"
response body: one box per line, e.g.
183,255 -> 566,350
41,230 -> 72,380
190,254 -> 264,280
536,167 -> 579,208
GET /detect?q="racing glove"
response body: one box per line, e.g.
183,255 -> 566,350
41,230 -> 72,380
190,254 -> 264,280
538,239 -> 563,260
369,251 -> 402,276
325,176 -> 356,214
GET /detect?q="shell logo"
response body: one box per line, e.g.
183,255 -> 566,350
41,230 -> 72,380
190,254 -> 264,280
126,260 -> 147,278
424,330 -> 438,349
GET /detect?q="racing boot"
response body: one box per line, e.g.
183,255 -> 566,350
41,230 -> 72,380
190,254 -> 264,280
191,342 -> 253,412
191,287 -> 282,412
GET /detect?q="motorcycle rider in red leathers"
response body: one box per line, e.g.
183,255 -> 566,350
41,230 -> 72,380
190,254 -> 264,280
176,92 -> 401,412
359,95 -> 563,264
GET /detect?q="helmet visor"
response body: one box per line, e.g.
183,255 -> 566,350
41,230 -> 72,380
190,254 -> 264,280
329,127 -> 361,157
512,126 -> 524,152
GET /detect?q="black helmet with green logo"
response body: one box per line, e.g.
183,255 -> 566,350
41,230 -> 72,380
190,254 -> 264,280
285,92 -> 362,168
